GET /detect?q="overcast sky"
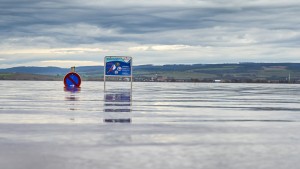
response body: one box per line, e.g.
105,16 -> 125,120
1,0 -> 300,68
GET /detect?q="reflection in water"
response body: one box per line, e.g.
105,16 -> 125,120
104,89 -> 132,123
64,86 -> 81,93
64,87 -> 80,111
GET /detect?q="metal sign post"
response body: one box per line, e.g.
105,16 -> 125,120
104,56 -> 133,90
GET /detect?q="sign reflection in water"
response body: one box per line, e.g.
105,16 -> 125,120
64,87 -> 80,111
104,89 -> 132,123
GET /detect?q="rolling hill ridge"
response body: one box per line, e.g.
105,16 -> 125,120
1,63 -> 300,83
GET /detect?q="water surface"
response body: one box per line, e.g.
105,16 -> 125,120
1,81 -> 300,169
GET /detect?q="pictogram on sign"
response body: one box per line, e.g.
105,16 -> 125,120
64,72 -> 81,88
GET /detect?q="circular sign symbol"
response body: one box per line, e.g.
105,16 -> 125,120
64,72 -> 81,88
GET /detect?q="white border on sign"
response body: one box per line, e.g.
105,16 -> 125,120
104,56 -> 133,91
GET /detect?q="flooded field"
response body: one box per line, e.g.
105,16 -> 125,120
1,81 -> 300,169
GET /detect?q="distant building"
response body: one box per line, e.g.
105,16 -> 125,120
156,76 -> 167,82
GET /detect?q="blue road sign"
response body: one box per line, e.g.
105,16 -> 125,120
64,72 -> 81,88
105,56 -> 132,76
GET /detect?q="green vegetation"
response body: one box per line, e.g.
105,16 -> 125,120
1,63 -> 300,83
0,73 -> 62,81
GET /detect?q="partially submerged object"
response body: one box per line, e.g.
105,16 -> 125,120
64,66 -> 81,88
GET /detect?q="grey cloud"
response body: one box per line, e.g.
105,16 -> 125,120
1,1 -> 299,37
1,0 -> 300,67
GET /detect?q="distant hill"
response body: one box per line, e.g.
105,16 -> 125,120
134,63 -> 300,82
0,73 -> 61,81
0,66 -> 69,75
1,63 -> 300,83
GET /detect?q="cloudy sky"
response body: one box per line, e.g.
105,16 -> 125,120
0,0 -> 300,68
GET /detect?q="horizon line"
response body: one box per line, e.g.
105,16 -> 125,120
2,62 -> 300,69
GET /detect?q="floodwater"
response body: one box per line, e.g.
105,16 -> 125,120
1,81 -> 300,169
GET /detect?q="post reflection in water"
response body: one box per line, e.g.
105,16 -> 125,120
64,87 -> 80,111
103,88 -> 132,123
